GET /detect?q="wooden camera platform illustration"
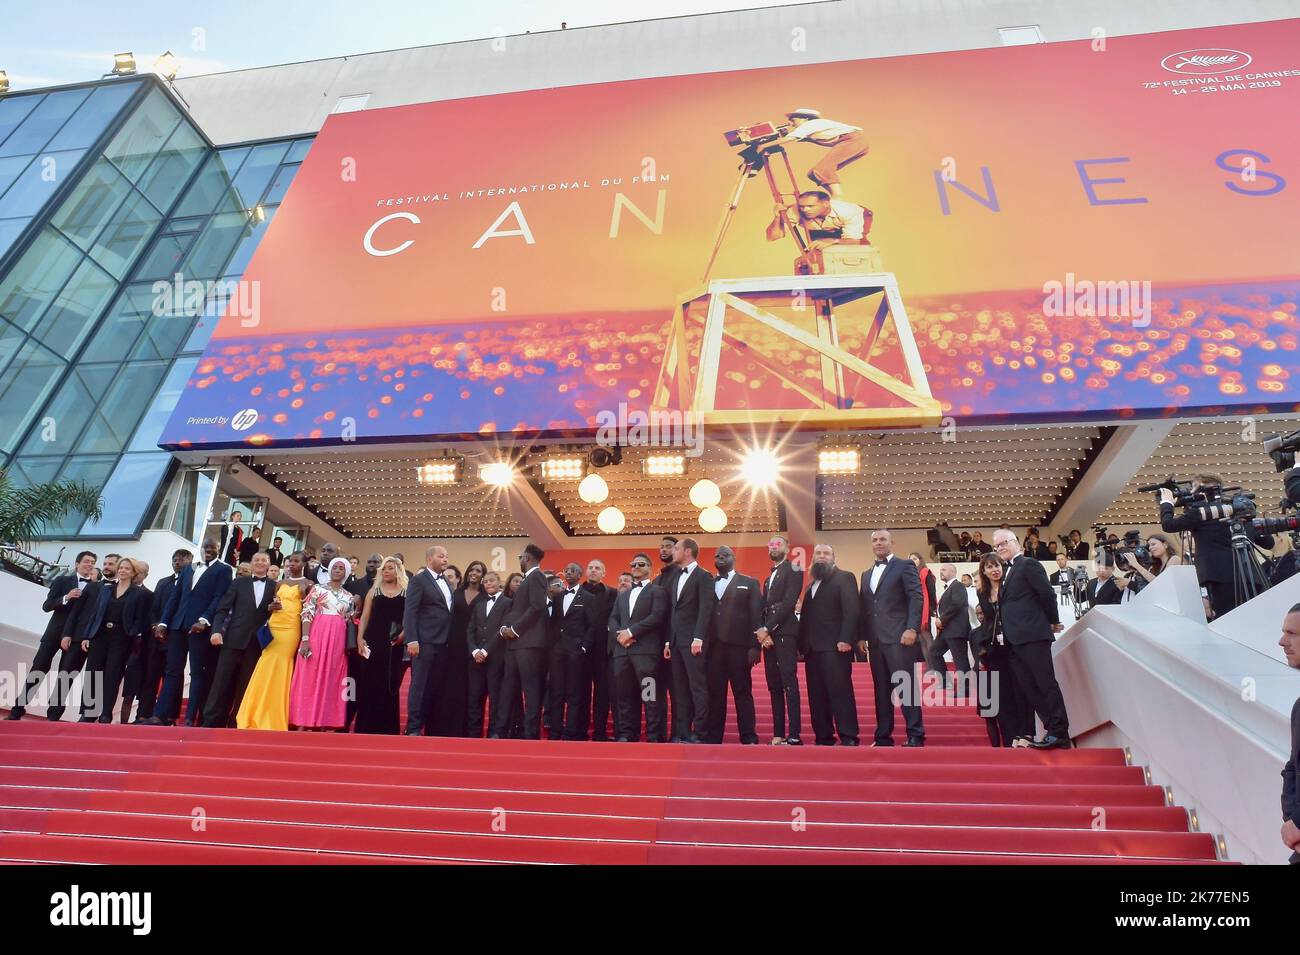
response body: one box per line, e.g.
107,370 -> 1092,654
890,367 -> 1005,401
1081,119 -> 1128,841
654,119 -> 942,427
652,273 -> 942,427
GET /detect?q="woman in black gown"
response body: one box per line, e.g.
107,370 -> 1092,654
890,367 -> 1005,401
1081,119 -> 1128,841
431,563 -> 485,736
974,553 -> 1032,747
354,556 -> 407,735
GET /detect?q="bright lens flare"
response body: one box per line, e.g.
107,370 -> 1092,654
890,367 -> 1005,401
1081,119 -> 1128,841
479,462 -> 514,487
740,449 -> 780,488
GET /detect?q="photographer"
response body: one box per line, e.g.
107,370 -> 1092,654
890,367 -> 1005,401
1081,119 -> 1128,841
1083,559 -> 1122,607
1120,533 -> 1182,585
1159,474 -> 1274,619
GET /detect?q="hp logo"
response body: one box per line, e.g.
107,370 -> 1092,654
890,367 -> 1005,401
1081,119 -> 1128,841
231,409 -> 259,432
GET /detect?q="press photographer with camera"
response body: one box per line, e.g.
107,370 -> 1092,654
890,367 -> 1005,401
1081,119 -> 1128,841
1157,473 -> 1274,620
1120,533 -> 1182,585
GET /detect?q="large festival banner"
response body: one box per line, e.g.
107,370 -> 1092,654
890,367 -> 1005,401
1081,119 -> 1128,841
160,18 -> 1300,451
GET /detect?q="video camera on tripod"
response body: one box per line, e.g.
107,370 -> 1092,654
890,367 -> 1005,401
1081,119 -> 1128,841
1137,475 -> 1257,523
723,121 -> 792,169
1091,524 -> 1153,575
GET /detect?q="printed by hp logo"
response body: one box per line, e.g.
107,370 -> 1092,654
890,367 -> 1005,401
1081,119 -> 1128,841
231,409 -> 259,432
1160,48 -> 1252,73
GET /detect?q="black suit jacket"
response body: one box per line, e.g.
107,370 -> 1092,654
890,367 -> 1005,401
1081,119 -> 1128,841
70,581 -> 148,642
151,575 -> 178,629
1067,541 -> 1090,560
503,568 -> 550,650
1160,501 -> 1273,584
402,568 -> 453,646
761,559 -> 803,638
41,573 -> 96,642
859,556 -> 923,646
1084,577 -> 1122,606
799,568 -> 859,653
581,582 -> 618,658
999,555 -> 1060,644
1283,698 -> 1299,863
608,582 -> 667,657
709,573 -> 762,648
666,564 -> 716,649
210,576 -> 278,649
553,586 -> 602,654
469,593 -> 512,655
936,579 -> 971,642
265,548 -> 285,567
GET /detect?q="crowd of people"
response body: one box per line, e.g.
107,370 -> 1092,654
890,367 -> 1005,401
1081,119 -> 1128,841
8,529 -> 1081,750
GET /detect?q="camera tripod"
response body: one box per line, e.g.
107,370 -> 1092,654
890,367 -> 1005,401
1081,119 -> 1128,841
1228,518 -> 1271,607
701,142 -> 811,284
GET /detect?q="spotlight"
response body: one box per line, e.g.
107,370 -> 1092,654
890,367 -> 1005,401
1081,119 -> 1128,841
479,461 -> 514,487
597,505 -> 625,534
111,53 -> 137,76
818,447 -> 860,474
589,445 -> 622,468
0,72 -> 9,95
689,478 -> 721,509
154,50 -> 179,81
578,473 -> 609,504
698,506 -> 727,533
740,448 -> 780,488
540,456 -> 584,481
416,458 -> 460,485
643,453 -> 685,477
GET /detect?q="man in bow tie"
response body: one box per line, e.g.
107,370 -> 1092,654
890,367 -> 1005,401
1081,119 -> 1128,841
666,538 -> 716,743
494,543 -> 551,739
608,552 -> 669,741
7,550 -> 101,721
799,543 -> 861,746
704,545 -> 764,744
403,544 -> 454,736
201,551 -> 279,727
546,562 -> 603,740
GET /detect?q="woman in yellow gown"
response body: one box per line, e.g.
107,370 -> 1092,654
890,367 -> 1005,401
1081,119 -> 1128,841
237,551 -> 311,730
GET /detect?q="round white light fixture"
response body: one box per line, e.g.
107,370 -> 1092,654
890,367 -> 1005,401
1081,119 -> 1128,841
479,461 -> 514,487
597,505 -> 625,534
740,449 -> 780,488
578,473 -> 609,504
699,506 -> 727,533
689,478 -> 721,509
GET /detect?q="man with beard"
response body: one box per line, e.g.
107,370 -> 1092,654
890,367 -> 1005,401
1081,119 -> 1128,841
704,545 -> 763,744
582,559 -> 619,741
649,535 -> 678,742
495,543 -> 550,739
608,552 -> 669,741
799,544 -> 860,746
761,534 -> 803,745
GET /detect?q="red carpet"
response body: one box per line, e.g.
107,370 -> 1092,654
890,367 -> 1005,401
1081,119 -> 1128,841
0,665 -> 1222,864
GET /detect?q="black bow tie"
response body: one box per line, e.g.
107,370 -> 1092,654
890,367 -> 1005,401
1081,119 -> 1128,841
631,581 -> 644,589
716,573 -> 729,582
566,588 -> 577,595
874,559 -> 888,567
78,578 -> 91,585
253,577 -> 267,582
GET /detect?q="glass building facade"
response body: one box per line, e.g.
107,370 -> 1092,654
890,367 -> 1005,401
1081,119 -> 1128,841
0,75 -> 312,539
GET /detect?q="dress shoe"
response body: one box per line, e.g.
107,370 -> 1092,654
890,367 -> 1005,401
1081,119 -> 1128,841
785,737 -> 803,746
770,737 -> 787,746
77,717 -> 97,723
137,716 -> 174,726
1011,735 -> 1032,748
1029,735 -> 1072,750
404,729 -> 423,736
814,739 -> 836,746
615,736 -> 632,743
903,738 -> 925,747
4,708 -> 23,721
840,739 -> 861,747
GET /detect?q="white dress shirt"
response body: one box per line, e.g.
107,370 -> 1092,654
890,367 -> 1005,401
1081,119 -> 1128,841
427,567 -> 452,609
714,570 -> 734,600
869,555 -> 892,592
627,580 -> 645,616
562,587 -> 578,615
676,561 -> 698,600
252,577 -> 267,605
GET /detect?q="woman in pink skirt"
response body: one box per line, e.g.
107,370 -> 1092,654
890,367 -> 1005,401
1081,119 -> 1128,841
289,557 -> 358,730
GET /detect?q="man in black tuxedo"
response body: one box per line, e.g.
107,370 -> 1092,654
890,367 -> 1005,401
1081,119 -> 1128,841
129,549 -> 190,723
799,544 -> 860,746
1159,476 -> 1273,619
858,530 -> 925,746
582,559 -> 619,740
220,511 -> 245,566
546,562 -> 603,740
201,551 -> 277,727
933,563 -> 973,694
495,543 -> 551,739
761,534 -> 804,745
7,550 -> 99,721
237,527 -> 262,566
467,571 -> 512,737
608,552 -> 669,741
665,537 -> 715,743
649,536 -> 679,742
991,529 -> 1071,749
704,546 -> 763,744
265,536 -> 286,568
1083,560 -> 1123,607
402,544 -> 454,735
143,542 -> 233,726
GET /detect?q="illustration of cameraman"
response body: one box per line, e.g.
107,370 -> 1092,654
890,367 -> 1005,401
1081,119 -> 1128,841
1158,473 -> 1274,620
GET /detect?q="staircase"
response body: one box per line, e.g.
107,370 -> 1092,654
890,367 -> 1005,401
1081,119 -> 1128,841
0,664 -> 1223,864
